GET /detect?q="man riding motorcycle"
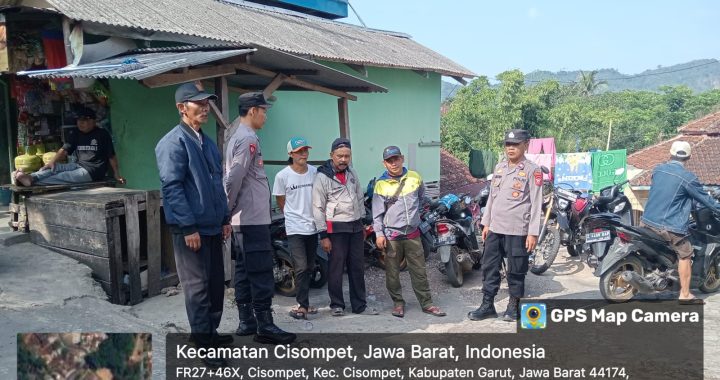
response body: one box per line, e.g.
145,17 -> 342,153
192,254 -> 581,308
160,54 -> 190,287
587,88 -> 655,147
641,140 -> 720,305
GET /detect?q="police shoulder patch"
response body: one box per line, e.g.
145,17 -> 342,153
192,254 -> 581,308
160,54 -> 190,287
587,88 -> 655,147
249,143 -> 256,154
534,169 -> 542,186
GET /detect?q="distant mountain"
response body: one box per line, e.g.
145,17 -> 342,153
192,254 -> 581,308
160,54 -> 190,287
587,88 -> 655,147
441,59 -> 720,102
524,59 -> 720,93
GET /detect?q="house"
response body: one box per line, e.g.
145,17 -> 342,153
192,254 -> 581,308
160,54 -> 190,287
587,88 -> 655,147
628,110 -> 720,209
0,0 -> 475,191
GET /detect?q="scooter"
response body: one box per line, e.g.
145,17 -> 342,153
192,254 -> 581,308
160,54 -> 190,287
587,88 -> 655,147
434,193 -> 482,287
269,217 -> 329,297
591,204 -> 720,302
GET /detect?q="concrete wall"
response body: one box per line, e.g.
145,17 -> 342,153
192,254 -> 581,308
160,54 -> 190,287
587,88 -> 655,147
109,65 -> 441,192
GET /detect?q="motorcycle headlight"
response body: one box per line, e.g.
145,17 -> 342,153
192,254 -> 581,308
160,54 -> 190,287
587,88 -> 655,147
558,199 -> 569,209
613,202 -> 626,213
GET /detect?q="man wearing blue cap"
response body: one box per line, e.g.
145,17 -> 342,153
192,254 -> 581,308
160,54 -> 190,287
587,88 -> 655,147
155,82 -> 232,367
273,137 -> 319,319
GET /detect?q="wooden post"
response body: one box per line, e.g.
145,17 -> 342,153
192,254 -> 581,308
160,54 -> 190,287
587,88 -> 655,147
214,76 -> 229,157
145,191 -> 162,297
109,216 -> 125,305
338,98 -> 350,139
125,194 -> 142,305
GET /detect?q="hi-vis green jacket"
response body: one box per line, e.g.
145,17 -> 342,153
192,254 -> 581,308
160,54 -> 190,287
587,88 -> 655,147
371,168 -> 425,238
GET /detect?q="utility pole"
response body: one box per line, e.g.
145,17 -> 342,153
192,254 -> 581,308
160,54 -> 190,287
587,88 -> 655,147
606,120 -> 613,150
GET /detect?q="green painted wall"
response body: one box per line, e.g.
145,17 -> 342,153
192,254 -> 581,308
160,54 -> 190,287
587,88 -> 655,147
109,66 -> 441,192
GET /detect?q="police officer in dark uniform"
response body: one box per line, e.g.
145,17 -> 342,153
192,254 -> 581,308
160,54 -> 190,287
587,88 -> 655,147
468,129 -> 543,322
225,92 -> 295,344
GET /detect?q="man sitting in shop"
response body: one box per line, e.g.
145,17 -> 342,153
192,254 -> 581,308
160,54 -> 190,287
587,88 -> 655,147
13,107 -> 125,186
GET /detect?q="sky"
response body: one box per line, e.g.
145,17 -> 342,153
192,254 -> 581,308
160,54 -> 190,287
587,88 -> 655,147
343,1 -> 720,78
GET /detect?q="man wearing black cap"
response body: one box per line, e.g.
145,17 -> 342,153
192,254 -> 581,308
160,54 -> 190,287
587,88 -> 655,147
312,138 -> 377,316
14,106 -> 125,186
155,82 -> 232,366
372,146 -> 445,318
468,129 -> 543,322
224,91 -> 296,344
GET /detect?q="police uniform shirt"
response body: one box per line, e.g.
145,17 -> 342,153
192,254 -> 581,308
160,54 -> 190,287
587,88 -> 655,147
224,124 -> 271,226
480,157 -> 543,236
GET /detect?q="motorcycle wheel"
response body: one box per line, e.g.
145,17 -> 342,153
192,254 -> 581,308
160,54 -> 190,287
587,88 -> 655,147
274,250 -> 297,297
599,256 -> 643,303
445,252 -> 464,287
310,256 -> 329,289
530,226 -> 561,275
699,259 -> 720,293
567,243 -> 582,257
374,252 -> 408,272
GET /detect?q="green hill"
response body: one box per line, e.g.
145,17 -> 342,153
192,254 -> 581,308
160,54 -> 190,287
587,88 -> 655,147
442,59 -> 720,101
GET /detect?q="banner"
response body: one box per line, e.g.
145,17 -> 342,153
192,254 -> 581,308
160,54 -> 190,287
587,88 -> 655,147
554,152 -> 592,190
591,149 -> 627,192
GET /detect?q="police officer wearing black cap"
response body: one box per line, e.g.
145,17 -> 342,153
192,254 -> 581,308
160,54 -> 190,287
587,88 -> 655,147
155,82 -> 232,367
468,129 -> 543,322
224,91 -> 295,345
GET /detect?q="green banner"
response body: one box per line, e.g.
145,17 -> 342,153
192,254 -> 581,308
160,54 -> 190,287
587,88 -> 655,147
591,149 -> 626,192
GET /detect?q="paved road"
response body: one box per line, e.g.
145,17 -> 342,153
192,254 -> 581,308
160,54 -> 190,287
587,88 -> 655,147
1,234 -> 718,379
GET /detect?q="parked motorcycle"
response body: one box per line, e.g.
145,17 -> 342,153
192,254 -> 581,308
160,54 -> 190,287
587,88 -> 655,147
434,193 -> 483,287
529,173 -> 562,275
590,203 -> 720,302
269,217 -> 329,297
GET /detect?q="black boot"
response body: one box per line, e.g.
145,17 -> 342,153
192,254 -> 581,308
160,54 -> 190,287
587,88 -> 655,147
235,303 -> 257,336
468,293 -> 497,321
254,310 -> 297,345
190,334 -> 227,367
502,296 -> 520,322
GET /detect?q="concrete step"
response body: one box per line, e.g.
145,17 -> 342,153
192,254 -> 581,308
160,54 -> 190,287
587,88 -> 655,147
0,231 -> 30,247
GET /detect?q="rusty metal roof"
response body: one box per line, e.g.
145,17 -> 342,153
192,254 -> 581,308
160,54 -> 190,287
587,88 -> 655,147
36,0 -> 475,78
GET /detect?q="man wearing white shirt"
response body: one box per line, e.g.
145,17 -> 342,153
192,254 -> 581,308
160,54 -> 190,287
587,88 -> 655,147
273,136 -> 319,319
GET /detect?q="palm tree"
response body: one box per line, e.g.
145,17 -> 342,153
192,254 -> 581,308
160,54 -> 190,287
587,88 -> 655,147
576,70 -> 607,97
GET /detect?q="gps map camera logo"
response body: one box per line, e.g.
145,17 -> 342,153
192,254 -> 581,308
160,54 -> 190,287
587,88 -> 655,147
521,303 -> 546,329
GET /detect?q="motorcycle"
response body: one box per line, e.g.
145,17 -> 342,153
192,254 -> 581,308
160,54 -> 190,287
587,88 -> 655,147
556,169 -> 634,257
529,173 -> 562,275
269,217 -> 329,297
434,193 -> 483,287
590,203 -> 720,302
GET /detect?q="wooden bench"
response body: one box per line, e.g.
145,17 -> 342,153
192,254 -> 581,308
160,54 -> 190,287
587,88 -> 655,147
24,187 -> 178,305
0,179 -> 117,232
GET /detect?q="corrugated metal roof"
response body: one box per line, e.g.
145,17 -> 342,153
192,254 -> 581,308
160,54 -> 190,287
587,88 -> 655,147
17,47 -> 388,93
19,49 -> 255,80
38,0 -> 475,78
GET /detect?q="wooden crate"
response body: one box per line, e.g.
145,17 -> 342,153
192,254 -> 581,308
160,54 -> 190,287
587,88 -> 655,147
25,187 -> 178,305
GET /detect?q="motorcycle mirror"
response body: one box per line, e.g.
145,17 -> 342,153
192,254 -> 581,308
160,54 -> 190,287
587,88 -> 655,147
614,168 -> 625,176
541,165 -> 550,174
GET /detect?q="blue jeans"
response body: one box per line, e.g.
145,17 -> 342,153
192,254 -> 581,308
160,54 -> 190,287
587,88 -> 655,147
30,163 -> 93,185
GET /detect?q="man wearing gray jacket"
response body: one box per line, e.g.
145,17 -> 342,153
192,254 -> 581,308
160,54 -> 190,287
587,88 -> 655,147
312,138 -> 376,317
224,92 -> 295,344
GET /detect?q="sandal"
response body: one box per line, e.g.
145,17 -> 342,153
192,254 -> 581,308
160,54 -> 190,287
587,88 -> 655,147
307,306 -> 318,315
392,305 -> 405,318
289,306 -> 307,320
422,306 -> 447,317
678,297 -> 705,305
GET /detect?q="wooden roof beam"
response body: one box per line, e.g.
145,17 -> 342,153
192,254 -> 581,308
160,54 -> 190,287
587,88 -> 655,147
233,62 -> 357,101
141,64 -> 237,88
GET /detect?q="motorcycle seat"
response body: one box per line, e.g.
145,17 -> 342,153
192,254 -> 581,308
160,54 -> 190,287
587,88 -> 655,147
633,226 -> 667,242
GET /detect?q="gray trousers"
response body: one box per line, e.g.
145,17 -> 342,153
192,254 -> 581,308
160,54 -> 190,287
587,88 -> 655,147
173,233 -> 225,334
30,163 -> 93,185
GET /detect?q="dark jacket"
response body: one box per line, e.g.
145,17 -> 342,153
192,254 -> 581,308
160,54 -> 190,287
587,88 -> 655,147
642,160 -> 720,235
155,122 -> 230,236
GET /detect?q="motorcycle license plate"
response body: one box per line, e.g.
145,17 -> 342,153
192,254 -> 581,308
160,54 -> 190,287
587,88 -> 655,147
436,235 -> 456,245
586,230 -> 611,243
557,188 -> 578,201
419,221 -> 431,233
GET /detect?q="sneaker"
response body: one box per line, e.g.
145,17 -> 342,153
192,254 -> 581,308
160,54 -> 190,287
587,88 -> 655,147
354,307 -> 379,315
331,307 -> 345,317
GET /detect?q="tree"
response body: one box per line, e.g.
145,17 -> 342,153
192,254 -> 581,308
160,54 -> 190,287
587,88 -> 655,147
575,70 -> 608,97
